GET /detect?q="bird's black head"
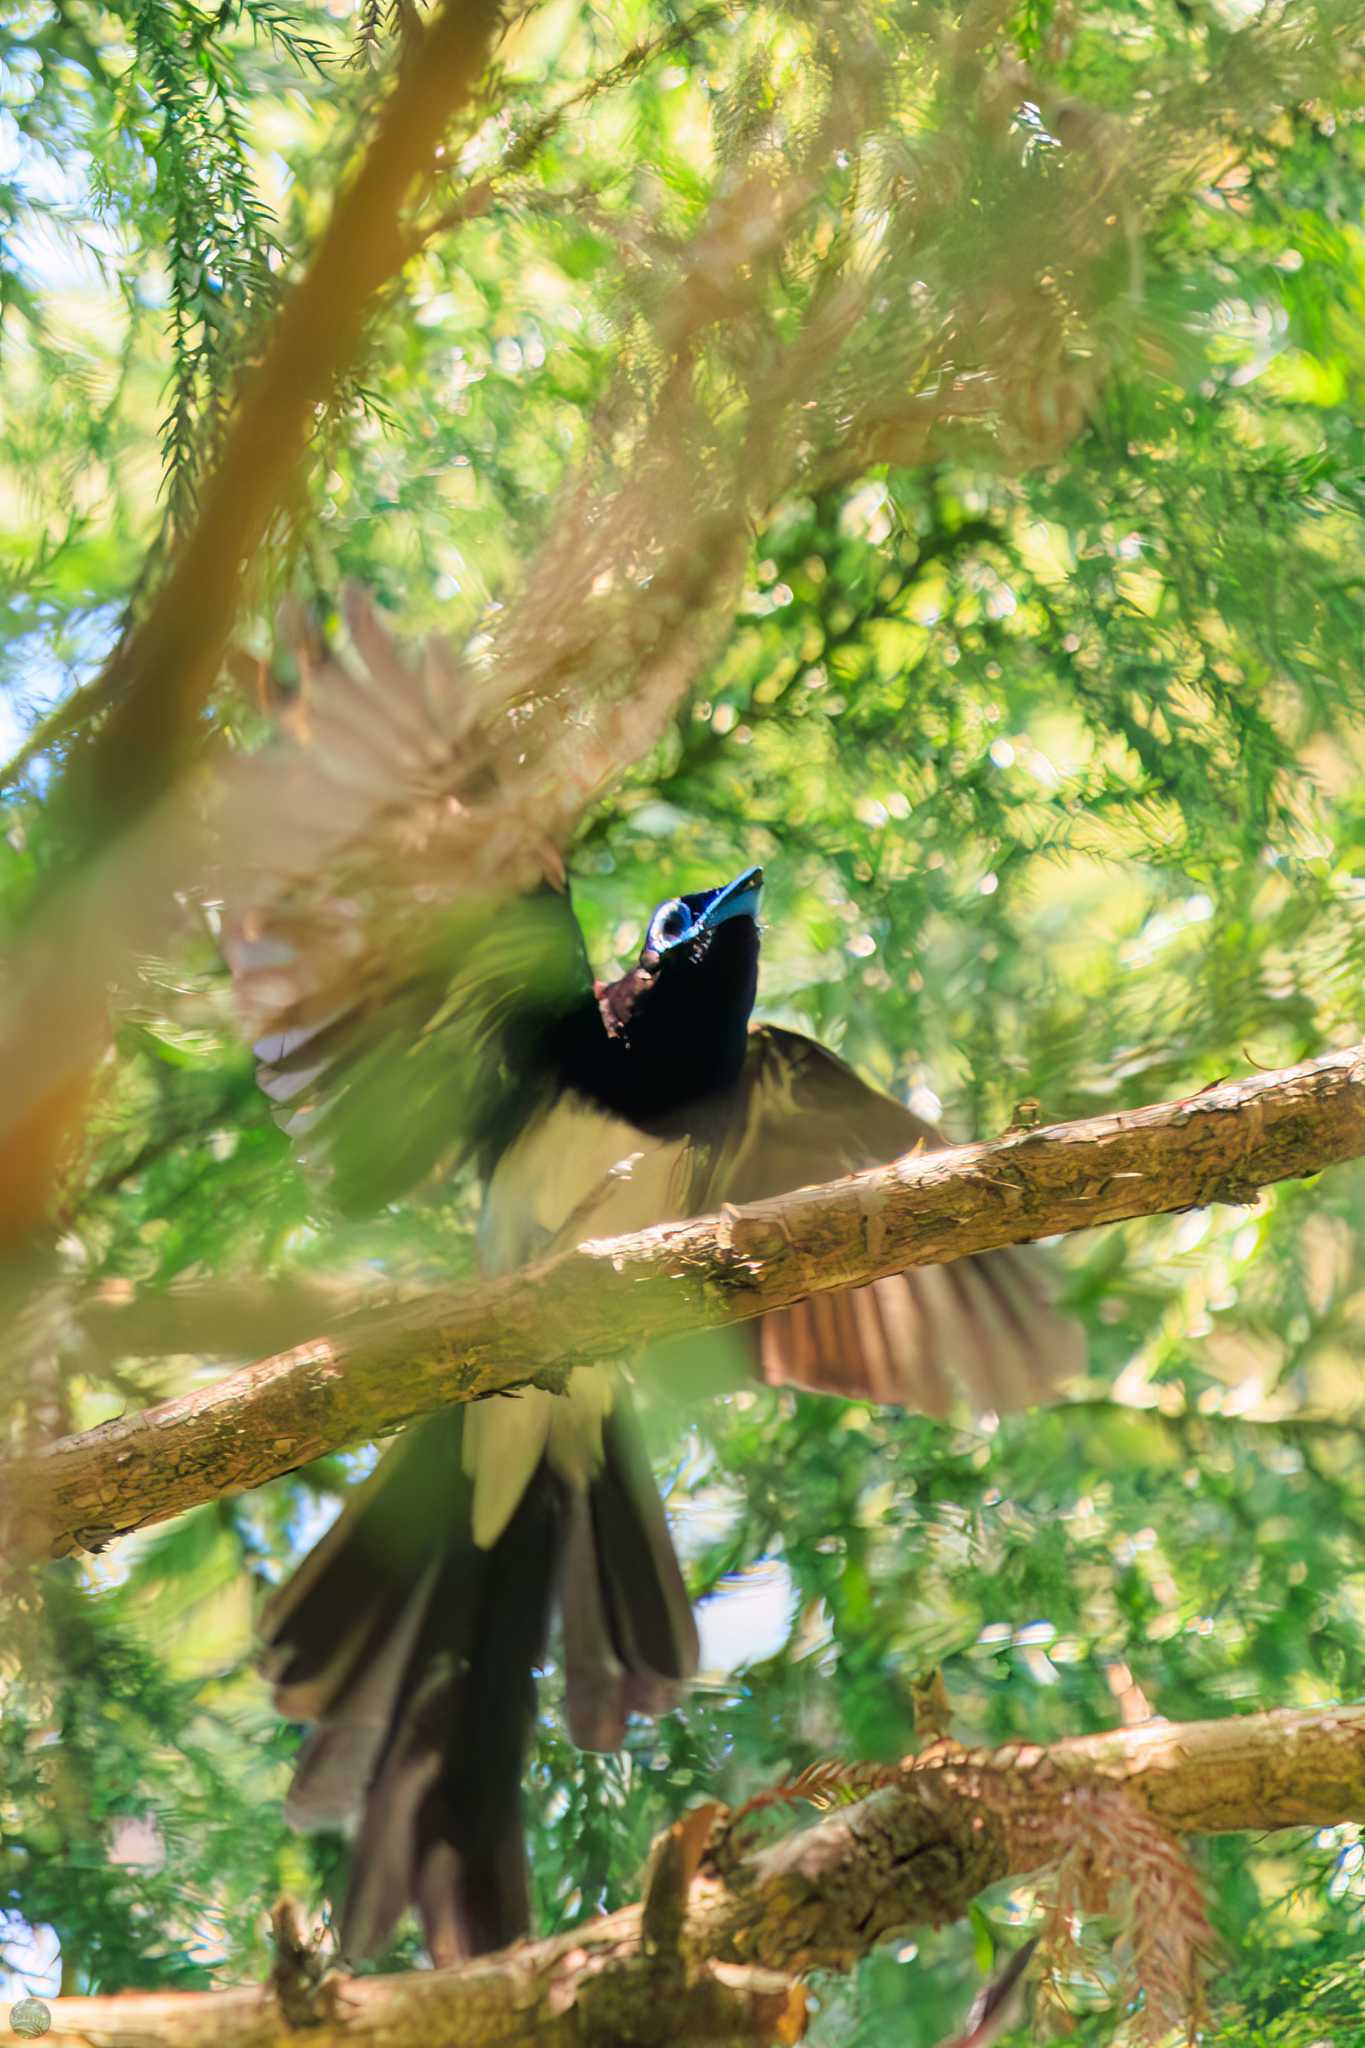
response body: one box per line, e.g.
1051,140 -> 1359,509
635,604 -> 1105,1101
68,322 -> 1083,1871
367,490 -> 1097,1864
638,866 -> 765,974
588,866 -> 764,1119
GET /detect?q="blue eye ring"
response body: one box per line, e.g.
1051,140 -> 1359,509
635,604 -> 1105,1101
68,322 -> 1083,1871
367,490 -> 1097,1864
648,899 -> 692,950
643,868 -> 764,959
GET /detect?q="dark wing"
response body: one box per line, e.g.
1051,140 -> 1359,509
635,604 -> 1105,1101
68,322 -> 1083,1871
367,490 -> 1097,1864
700,1025 -> 1084,1416
219,599 -> 594,1212
235,884 -> 591,1213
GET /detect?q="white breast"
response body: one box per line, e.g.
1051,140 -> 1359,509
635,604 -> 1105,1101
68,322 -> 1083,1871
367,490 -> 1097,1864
468,1091 -> 693,1548
478,1089 -> 691,1275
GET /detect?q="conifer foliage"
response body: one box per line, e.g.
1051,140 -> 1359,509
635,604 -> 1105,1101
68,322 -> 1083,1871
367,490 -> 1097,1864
3,0 -> 1365,2041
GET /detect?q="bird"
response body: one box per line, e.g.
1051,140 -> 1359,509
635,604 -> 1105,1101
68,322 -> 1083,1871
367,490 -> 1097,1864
248,857 -> 1086,1966
220,599 -> 1083,1964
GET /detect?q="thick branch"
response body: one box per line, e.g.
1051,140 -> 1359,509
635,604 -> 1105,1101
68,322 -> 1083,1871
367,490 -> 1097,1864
29,1702 -> 1365,2048
7,1043 -> 1365,1561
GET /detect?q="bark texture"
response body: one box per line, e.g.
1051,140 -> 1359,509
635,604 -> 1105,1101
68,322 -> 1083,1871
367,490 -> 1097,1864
26,1702 -> 1365,2048
7,1043 -> 1365,1559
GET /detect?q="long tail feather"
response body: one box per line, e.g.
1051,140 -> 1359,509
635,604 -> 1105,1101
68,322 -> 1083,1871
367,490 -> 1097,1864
594,1404 -> 699,1680
262,1392 -> 697,1960
340,1469 -> 560,1962
562,1396 -> 698,1749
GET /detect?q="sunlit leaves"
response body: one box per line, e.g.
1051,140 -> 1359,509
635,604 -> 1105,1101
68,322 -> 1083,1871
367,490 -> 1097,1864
3,0 -> 1365,2039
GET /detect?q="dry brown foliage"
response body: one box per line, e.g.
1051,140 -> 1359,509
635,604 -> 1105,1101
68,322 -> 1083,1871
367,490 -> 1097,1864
718,1739 -> 1214,2040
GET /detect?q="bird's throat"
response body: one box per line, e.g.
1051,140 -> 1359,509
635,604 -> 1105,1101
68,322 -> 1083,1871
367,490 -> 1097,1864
565,918 -> 759,1124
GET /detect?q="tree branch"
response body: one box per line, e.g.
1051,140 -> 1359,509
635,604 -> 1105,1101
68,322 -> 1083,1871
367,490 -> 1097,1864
62,0 -> 505,841
7,1043 -> 1365,1561
0,0 -> 505,1247
27,1701 -> 1365,2048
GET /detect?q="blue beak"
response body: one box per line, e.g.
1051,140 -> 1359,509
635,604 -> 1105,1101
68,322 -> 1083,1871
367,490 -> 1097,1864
698,866 -> 764,933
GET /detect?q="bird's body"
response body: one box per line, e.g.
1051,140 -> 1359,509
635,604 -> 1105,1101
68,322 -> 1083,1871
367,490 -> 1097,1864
254,865 -> 1083,1964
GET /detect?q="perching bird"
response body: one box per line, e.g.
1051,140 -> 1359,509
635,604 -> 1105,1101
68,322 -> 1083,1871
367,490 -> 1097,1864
223,599 -> 1082,1963
249,858 -> 1085,1965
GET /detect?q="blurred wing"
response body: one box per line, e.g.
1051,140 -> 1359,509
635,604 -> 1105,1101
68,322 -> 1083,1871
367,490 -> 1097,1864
220,599 -> 593,1213
704,1025 -> 1084,1416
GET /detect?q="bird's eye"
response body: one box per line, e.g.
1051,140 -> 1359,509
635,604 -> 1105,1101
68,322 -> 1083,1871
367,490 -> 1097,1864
651,901 -> 689,946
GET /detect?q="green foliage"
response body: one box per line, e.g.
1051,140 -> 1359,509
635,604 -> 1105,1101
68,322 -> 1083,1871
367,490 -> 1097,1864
4,0 -> 1365,2039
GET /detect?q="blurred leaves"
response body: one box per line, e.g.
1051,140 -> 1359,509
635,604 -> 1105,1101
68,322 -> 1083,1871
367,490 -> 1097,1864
3,0 -> 1365,2040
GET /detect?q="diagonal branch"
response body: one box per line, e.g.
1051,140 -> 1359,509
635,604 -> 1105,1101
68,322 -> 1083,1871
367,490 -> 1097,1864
27,1701 -> 1365,2048
6,1042 -> 1365,1562
0,0 -> 506,1247
54,0 -> 506,840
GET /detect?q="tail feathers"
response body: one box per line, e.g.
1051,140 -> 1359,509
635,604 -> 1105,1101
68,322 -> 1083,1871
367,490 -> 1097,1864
259,1408 -> 531,1959
260,1416 -> 461,1722
562,1401 -> 699,1751
340,1465 -> 560,1962
284,1555 -> 440,1829
264,1394 -> 697,1961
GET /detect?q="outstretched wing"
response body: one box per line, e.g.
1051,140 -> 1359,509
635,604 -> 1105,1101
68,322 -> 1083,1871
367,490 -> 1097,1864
220,598 -> 593,1212
701,1025 -> 1084,1415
